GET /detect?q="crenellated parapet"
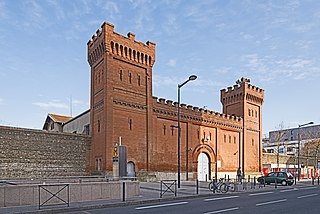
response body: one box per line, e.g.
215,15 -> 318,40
87,26 -> 106,66
221,77 -> 264,105
87,22 -> 156,67
152,96 -> 242,130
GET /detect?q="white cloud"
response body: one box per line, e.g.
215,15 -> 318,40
240,32 -> 254,40
19,0 -> 47,31
47,0 -> 65,20
32,100 -> 69,109
241,53 -> 319,81
98,1 -> 120,20
167,59 -> 177,67
0,98 -> 4,105
162,14 -> 179,35
153,74 -> 177,87
0,1 -> 7,19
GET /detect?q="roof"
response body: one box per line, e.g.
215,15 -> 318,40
48,113 -> 74,123
63,109 -> 90,125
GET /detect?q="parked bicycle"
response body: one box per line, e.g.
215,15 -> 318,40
208,178 -> 235,193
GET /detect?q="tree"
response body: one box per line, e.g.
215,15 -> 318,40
272,122 -> 287,170
300,127 -> 320,177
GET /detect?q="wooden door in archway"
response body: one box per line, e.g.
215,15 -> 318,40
197,153 -> 210,181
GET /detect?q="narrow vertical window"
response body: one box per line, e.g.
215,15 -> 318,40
98,120 -> 100,133
252,139 -> 254,146
248,109 -> 251,116
229,136 -> 231,143
255,110 -> 258,118
163,125 -> 166,135
129,72 -> 132,84
129,118 -> 132,130
120,70 -> 123,81
210,132 -> 212,141
171,126 -> 174,136
224,135 -> 226,143
138,75 -> 141,86
197,130 -> 200,139
203,132 -> 206,140
234,136 -> 236,144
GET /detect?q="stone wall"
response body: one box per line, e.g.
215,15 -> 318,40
0,126 -> 91,179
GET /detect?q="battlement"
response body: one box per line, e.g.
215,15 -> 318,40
220,77 -> 264,106
152,96 -> 242,128
87,22 -> 156,67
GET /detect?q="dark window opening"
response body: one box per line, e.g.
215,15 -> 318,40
129,118 -> 132,130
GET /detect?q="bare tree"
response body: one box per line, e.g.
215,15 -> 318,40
273,122 -> 287,169
300,127 -> 320,177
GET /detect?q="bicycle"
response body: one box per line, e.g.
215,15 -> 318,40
208,178 -> 235,193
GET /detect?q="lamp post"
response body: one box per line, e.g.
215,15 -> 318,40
297,121 -> 314,181
177,75 -> 197,188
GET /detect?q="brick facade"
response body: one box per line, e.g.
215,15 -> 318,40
0,126 -> 90,179
87,22 -> 265,180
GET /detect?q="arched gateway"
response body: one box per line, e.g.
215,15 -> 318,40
193,144 -> 216,181
197,153 -> 209,181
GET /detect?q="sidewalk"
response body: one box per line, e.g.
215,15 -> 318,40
0,180 -> 316,214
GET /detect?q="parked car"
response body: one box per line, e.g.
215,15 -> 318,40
257,172 -> 294,186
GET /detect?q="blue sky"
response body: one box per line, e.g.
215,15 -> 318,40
0,0 -> 320,136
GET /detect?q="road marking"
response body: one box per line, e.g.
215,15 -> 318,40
204,195 -> 239,201
204,207 -> 239,214
299,186 -> 317,190
256,199 -> 287,206
280,188 -> 298,193
297,193 -> 318,199
249,191 -> 273,196
135,201 -> 188,210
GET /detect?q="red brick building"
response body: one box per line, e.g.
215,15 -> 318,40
87,22 -> 264,180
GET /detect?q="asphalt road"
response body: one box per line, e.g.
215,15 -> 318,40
67,185 -> 319,214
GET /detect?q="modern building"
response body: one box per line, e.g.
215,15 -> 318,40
263,124 -> 320,177
87,22 -> 264,180
263,124 -> 320,156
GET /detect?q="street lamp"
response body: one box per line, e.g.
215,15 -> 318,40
297,121 -> 314,181
177,74 -> 197,188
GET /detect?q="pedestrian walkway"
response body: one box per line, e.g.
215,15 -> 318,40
0,179 -> 316,214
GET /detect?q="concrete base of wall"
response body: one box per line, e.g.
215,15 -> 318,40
136,171 -> 262,181
0,181 -> 139,208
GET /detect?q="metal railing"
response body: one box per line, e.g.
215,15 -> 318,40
38,184 -> 69,209
160,180 -> 177,198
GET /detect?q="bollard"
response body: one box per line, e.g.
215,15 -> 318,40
175,180 -> 177,197
205,174 -> 207,182
122,182 -> 126,201
160,181 -> 163,198
312,177 -> 314,185
228,175 -> 230,181
196,179 -> 199,195
294,176 -> 297,185
254,177 -> 256,189
275,178 -> 277,189
225,174 -> 226,180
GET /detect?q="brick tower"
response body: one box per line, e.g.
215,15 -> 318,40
87,22 -> 156,174
220,78 -> 264,174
